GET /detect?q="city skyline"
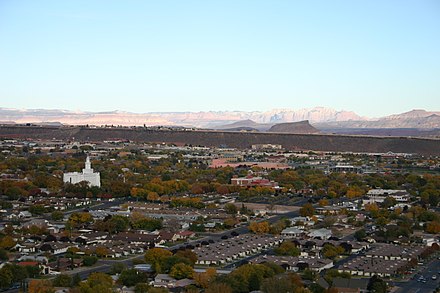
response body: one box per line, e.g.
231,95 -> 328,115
1,0 -> 439,117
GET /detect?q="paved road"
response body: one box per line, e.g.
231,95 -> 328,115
394,258 -> 440,293
52,263 -> 112,280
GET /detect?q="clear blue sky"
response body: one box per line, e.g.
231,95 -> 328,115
1,0 -> 439,117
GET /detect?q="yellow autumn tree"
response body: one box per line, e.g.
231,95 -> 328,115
364,203 -> 379,212
346,186 -> 364,198
144,248 -> 172,273
426,221 -> 440,234
0,236 -> 16,249
318,199 -> 329,207
249,221 -> 270,234
147,191 -> 160,202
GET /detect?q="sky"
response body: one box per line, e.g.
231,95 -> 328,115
0,0 -> 439,117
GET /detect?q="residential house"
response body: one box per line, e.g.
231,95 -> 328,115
251,255 -> 334,273
332,278 -> 369,293
308,228 -> 332,240
281,227 -> 304,238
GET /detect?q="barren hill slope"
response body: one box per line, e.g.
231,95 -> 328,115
0,125 -> 439,155
268,120 -> 320,134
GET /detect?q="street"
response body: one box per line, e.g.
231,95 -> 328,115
393,258 -> 440,293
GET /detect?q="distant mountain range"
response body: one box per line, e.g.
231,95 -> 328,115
0,107 -> 362,127
314,110 -> 440,129
0,107 -> 439,135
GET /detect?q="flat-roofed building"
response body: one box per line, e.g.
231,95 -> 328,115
363,189 -> 410,205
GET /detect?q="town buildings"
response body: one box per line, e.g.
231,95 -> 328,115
231,174 -> 279,188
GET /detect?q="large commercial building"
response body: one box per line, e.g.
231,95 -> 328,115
63,156 -> 101,187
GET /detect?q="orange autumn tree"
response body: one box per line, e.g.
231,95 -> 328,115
28,280 -> 54,293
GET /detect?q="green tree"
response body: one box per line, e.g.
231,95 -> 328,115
131,217 -> 162,231
324,269 -> 351,285
118,269 -> 147,287
368,275 -> 387,293
0,249 -> 8,261
72,274 -> 81,287
224,203 -> 238,214
79,272 -> 113,293
274,241 -> 300,256
175,250 -> 197,265
134,283 -> 150,293
68,212 -> 93,229
25,265 -> 41,278
53,274 -> 73,287
0,267 -> 13,289
109,215 -> 129,233
29,204 -> 47,215
82,256 -> 98,266
322,244 -> 345,260
261,262 -> 284,274
309,283 -> 325,293
302,269 -> 317,281
169,263 -> 194,280
299,203 -> 315,217
144,248 -> 172,273
110,263 -> 127,275
354,229 -> 367,241
51,211 -> 64,221
260,273 -> 304,293
205,283 -> 232,293
147,288 -> 169,293
221,263 -> 276,292
382,197 -> 397,209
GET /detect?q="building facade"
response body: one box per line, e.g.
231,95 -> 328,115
63,156 -> 101,187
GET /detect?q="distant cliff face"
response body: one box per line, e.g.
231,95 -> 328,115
0,125 -> 439,155
259,108 -> 361,123
1,107 -> 439,129
0,107 -> 364,127
315,110 -> 440,129
268,120 -> 320,134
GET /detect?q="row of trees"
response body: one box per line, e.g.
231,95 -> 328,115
2,151 -> 440,204
25,268 -> 388,293
67,212 -> 163,233
144,248 -> 196,279
142,246 -> 312,293
0,263 -> 40,289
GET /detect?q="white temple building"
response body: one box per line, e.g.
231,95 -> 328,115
63,156 -> 101,187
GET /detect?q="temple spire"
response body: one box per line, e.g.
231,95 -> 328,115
83,155 -> 93,173
85,156 -> 91,170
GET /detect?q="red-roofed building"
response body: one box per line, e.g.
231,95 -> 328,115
18,261 -> 50,275
231,175 -> 279,188
177,230 -> 196,240
17,261 -> 38,267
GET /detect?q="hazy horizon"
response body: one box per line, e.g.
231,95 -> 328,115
1,105 -> 437,119
1,1 -> 439,117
